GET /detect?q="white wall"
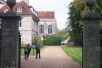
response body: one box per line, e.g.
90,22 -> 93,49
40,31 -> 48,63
19,15 -> 34,45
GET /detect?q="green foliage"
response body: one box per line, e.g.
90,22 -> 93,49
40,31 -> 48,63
32,35 -> 43,47
37,39 -> 43,47
67,0 -> 102,44
67,1 -> 83,43
95,0 -> 102,25
95,0 -> 102,14
32,35 -> 37,44
58,29 -> 68,41
43,36 -> 61,45
21,41 -> 25,47
100,21 -> 102,29
62,47 -> 82,65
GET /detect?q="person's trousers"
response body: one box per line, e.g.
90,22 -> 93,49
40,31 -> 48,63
24,52 -> 28,59
36,50 -> 40,59
28,49 -> 31,57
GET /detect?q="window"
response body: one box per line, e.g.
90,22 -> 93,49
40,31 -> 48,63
4,9 -> 8,13
48,25 -> 52,34
17,7 -> 22,12
19,21 -> 21,27
40,25 -> 44,34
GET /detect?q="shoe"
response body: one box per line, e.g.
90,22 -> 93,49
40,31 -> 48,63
25,59 -> 28,60
35,58 -> 37,59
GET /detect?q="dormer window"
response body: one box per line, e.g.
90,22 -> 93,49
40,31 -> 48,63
17,7 -> 22,12
4,9 -> 8,13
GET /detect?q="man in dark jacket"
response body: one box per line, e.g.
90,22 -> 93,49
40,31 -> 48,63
35,44 -> 40,59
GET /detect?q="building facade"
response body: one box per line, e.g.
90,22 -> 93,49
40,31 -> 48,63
0,0 -> 58,44
37,11 -> 58,40
0,0 -> 39,45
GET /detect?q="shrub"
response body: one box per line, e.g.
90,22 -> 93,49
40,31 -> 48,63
43,36 -> 61,45
32,35 -> 37,45
21,41 -> 25,47
37,39 -> 43,47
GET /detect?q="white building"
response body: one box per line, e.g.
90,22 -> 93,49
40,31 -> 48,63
0,0 -> 58,44
37,11 -> 58,40
0,0 -> 39,45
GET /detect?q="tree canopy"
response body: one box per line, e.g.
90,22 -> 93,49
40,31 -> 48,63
67,0 -> 102,45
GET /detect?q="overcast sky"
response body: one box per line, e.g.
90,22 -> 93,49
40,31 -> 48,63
1,0 -> 74,30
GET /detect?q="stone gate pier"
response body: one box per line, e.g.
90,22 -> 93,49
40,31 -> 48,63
0,0 -> 21,68
82,0 -> 101,68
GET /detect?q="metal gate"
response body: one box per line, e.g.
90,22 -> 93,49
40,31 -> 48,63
0,28 -> 2,67
100,29 -> 102,68
19,32 -> 21,68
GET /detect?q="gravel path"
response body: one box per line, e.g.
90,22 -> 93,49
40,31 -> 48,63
21,46 -> 82,68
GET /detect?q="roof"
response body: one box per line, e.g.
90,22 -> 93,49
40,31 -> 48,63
0,1 -> 33,14
37,11 -> 55,19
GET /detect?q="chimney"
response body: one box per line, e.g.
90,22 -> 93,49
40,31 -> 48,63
23,0 -> 29,5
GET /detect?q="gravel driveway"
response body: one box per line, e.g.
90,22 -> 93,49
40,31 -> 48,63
21,46 -> 82,68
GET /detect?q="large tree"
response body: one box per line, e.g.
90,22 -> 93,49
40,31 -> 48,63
67,0 -> 102,45
67,1 -> 83,44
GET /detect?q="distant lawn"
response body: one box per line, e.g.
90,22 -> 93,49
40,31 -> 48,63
62,46 -> 82,65
21,47 -> 44,56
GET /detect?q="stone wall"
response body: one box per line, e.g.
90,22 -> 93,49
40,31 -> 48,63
38,18 -> 58,40
19,15 -> 38,45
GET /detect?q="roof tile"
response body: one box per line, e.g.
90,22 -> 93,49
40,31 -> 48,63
37,11 -> 55,19
0,1 -> 33,14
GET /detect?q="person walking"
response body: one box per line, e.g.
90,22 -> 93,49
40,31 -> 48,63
27,43 -> 31,57
24,44 -> 29,60
35,43 -> 40,59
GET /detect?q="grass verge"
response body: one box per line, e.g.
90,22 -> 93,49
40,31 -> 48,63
62,46 -> 82,65
21,46 -> 44,56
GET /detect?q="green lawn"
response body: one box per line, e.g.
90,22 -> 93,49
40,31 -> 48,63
21,47 -> 44,56
62,46 -> 82,65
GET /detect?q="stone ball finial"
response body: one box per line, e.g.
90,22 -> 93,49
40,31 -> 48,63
86,0 -> 96,11
7,0 -> 16,10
